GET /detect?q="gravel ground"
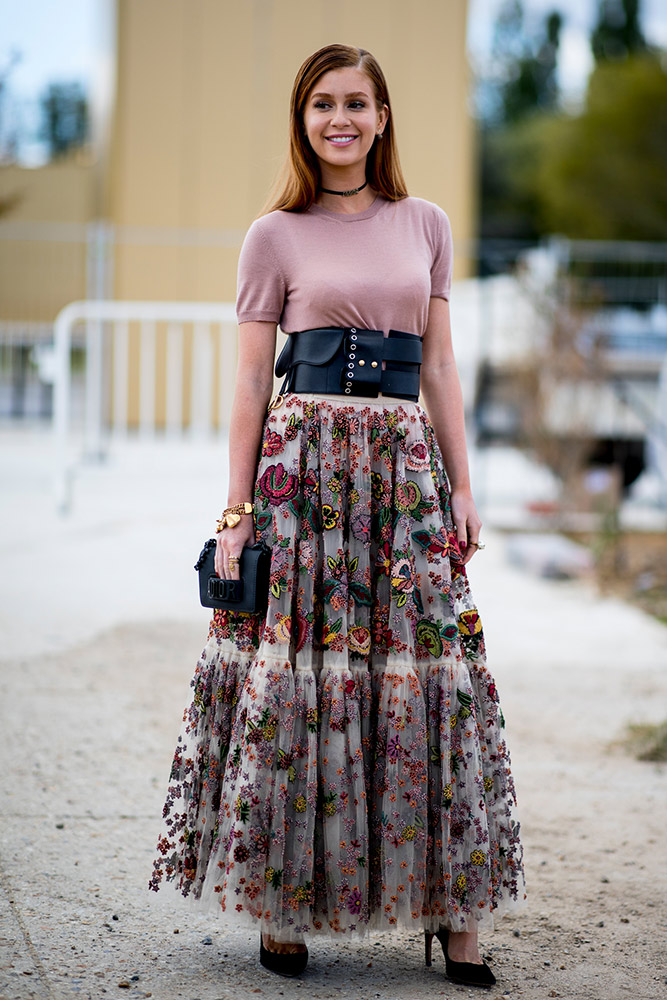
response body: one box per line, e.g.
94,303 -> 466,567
1,430 -> 666,1000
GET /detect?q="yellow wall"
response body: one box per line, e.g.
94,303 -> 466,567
0,159 -> 95,321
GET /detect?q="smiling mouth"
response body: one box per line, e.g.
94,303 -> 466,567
325,135 -> 358,145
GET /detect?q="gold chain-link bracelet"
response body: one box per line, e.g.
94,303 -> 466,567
215,501 -> 253,532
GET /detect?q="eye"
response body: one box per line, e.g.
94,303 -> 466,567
348,101 -> 366,110
313,101 -> 331,110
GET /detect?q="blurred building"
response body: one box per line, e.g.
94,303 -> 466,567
472,241 -> 667,502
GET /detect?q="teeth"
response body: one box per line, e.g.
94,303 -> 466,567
328,136 -> 355,143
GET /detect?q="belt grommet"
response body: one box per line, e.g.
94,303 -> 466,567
348,362 -> 354,369
345,388 -> 351,393
350,328 -> 356,334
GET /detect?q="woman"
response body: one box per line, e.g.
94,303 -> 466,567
150,43 -> 525,987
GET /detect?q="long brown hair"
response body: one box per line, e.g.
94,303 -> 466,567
263,44 -> 408,214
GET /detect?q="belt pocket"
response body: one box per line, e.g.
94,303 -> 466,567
275,328 -> 347,377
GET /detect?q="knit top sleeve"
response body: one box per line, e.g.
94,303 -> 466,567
235,220 -> 287,325
429,206 -> 453,301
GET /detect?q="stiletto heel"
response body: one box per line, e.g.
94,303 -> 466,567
424,927 -> 496,989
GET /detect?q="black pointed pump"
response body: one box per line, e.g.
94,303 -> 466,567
424,928 -> 496,988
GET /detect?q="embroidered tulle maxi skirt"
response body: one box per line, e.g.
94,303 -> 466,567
149,393 -> 526,941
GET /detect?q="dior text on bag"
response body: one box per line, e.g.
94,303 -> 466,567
195,539 -> 271,614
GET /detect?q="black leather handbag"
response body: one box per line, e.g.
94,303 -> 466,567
195,539 -> 271,613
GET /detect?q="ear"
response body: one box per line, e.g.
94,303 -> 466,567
378,104 -> 389,131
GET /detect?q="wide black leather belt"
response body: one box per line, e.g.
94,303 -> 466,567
274,327 -> 422,401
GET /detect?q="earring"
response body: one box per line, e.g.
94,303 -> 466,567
377,130 -> 383,138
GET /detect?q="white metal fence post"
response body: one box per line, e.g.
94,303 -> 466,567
112,320 -> 129,436
165,322 -> 183,435
139,320 -> 157,436
191,321 -> 213,436
53,303 -> 76,513
84,318 -> 105,457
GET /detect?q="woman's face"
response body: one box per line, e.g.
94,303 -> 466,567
302,66 -> 388,176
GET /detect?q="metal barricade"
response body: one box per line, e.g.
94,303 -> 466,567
52,300 -> 237,512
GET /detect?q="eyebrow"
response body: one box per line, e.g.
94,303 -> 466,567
310,91 -> 371,100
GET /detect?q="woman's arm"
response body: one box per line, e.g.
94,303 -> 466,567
215,320 -> 277,579
420,296 -> 482,564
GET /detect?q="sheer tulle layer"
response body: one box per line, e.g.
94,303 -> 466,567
150,394 -> 525,938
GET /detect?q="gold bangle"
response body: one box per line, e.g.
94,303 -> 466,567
215,501 -> 253,532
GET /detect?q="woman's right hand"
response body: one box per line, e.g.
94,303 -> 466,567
215,516 -> 256,580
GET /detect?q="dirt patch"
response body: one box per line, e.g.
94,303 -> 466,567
568,528 -> 667,623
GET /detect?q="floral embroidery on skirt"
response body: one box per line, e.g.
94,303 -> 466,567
149,393 -> 526,940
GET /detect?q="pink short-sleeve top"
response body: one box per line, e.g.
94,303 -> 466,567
235,195 -> 453,337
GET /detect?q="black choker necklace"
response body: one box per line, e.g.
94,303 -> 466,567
320,180 -> 368,197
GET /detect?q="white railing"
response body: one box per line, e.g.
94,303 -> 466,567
53,299 -> 238,512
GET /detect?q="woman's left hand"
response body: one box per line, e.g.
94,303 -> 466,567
450,488 -> 483,565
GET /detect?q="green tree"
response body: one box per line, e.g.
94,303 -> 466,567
479,3 -> 564,239
484,0 -> 563,125
591,0 -> 647,62
534,56 -> 667,239
40,82 -> 89,159
501,10 -> 562,123
477,0 -> 666,241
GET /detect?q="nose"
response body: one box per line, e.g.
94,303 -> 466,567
330,104 -> 351,127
